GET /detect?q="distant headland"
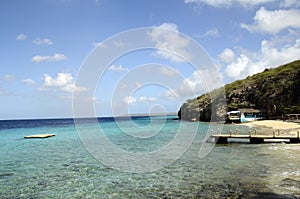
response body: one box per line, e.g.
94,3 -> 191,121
178,60 -> 300,122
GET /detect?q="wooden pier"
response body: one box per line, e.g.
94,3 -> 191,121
285,114 -> 300,122
210,132 -> 300,144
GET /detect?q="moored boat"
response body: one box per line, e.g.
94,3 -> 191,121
226,109 -> 265,123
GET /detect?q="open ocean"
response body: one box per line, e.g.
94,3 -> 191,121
0,116 -> 299,198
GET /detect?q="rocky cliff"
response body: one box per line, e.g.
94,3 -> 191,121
178,60 -> 300,122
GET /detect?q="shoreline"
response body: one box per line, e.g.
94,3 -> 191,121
238,120 -> 300,136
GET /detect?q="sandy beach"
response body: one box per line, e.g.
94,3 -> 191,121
240,120 -> 300,136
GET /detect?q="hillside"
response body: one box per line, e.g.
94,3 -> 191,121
178,60 -> 300,122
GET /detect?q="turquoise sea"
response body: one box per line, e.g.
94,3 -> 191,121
0,116 -> 299,198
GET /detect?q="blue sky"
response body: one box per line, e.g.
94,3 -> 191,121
1,0 -> 300,119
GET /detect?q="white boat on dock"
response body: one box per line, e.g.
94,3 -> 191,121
226,109 -> 265,123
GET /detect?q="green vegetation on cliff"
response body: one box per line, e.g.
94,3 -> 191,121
178,60 -> 300,121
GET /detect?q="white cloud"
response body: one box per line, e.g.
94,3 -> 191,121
224,54 -> 250,79
185,0 -> 300,8
60,84 -> 88,93
139,96 -> 157,102
135,81 -> 142,89
219,48 -> 235,63
108,64 -> 129,73
22,78 -> 36,86
280,0 -> 300,8
260,38 -> 300,66
149,23 -> 192,63
87,96 -> 97,102
241,7 -> 300,34
42,72 -> 88,93
33,38 -> 53,45
3,74 -> 15,81
223,36 -> 300,80
158,67 -> 178,77
16,34 -> 27,41
44,73 -> 73,87
184,0 -> 231,7
163,89 -> 179,99
199,28 -> 220,38
120,83 -> 129,90
93,40 -> 125,48
171,69 -> 224,97
32,53 -> 67,63
124,96 -> 137,104
92,42 -> 107,48
113,40 -> 126,48
123,96 -> 157,105
184,0 -> 276,8
177,70 -> 204,96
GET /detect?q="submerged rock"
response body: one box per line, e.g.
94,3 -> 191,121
280,178 -> 300,189
0,173 -> 14,178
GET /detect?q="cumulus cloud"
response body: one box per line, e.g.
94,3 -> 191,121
260,38 -> 300,66
22,78 -> 36,86
32,53 -> 67,63
224,54 -> 250,79
241,7 -> 300,34
219,48 -> 235,63
42,72 -> 88,93
223,36 -> 300,80
33,38 -> 53,45
16,34 -> 27,41
124,96 -> 137,104
149,23 -> 192,63
280,0 -> 300,8
175,69 -> 223,97
60,84 -> 88,93
176,70 -> 205,96
44,73 -> 73,87
158,67 -> 178,77
108,64 -> 129,73
163,89 -> 179,99
139,96 -> 157,102
123,96 -> 157,105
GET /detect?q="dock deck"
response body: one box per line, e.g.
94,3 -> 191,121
210,133 -> 300,144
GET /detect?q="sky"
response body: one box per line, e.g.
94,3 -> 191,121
1,0 -> 300,119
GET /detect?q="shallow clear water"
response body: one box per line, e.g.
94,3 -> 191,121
0,116 -> 299,198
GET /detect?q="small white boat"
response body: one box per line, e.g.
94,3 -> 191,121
226,109 -> 265,123
226,111 -> 241,123
240,109 -> 265,122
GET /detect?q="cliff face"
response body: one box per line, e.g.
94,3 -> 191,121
178,60 -> 300,122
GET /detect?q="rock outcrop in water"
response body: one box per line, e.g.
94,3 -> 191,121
178,60 -> 300,122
